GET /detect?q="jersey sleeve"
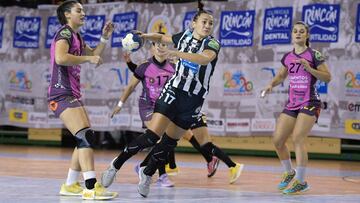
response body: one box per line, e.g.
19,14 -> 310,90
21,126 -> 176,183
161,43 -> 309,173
280,52 -> 290,68
134,62 -> 148,80
172,31 -> 185,46
55,27 -> 72,46
204,38 -> 221,56
312,49 -> 325,69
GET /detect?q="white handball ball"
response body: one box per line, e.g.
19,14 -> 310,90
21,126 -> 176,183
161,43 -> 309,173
121,32 -> 143,52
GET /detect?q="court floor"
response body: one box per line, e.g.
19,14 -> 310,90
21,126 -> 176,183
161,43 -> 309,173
0,145 -> 360,203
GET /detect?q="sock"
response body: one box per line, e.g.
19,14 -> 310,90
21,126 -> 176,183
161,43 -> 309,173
189,136 -> 212,163
202,142 -> 236,168
295,166 -> 306,183
158,164 -> 166,176
83,171 -> 96,189
168,148 -> 177,169
280,159 -> 293,173
66,168 -> 80,186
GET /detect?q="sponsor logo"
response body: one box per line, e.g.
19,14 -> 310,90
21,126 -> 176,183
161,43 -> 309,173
345,71 -> 360,97
345,119 -> 360,135
8,70 -> 32,92
262,7 -> 293,45
45,16 -> 61,48
219,10 -> 255,47
9,109 -> 28,123
147,15 -> 172,34
224,70 -> 253,96
28,112 -> 47,124
0,17 -> 4,48
80,15 -> 105,48
182,11 -> 196,31
111,12 -> 137,47
13,16 -> 41,48
226,118 -> 250,132
348,102 -> 360,112
251,118 -> 276,132
207,118 -> 225,132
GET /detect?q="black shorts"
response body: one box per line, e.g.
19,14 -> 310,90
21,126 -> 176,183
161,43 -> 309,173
282,105 -> 321,122
190,113 -> 208,130
154,86 -> 204,129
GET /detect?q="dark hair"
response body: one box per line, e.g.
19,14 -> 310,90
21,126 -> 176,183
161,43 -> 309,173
56,0 -> 79,25
192,0 -> 212,22
293,21 -> 310,47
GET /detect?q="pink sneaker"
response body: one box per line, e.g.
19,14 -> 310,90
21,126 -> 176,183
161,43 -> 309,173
156,174 -> 174,187
207,156 -> 220,177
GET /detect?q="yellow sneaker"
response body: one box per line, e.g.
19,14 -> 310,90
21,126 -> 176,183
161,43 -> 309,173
229,163 -> 244,184
165,164 -> 179,176
82,182 -> 118,200
59,182 -> 83,196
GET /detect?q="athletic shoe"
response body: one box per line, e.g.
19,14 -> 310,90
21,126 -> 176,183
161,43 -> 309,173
207,156 -> 220,178
156,174 -> 174,187
165,164 -> 179,176
278,169 -> 296,190
137,166 -> 152,197
101,158 -> 118,188
134,163 -> 141,176
59,182 -> 83,196
229,163 -> 244,184
82,182 -> 118,200
282,180 -> 310,195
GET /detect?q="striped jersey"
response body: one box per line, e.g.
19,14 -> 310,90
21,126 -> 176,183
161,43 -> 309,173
281,47 -> 325,110
48,25 -> 85,101
167,29 -> 221,98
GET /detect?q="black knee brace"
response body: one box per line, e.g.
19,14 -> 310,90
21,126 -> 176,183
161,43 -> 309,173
124,129 -> 160,155
74,128 -> 95,148
152,134 -> 178,164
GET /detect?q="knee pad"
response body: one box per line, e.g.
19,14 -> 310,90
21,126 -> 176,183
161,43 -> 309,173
75,128 -> 95,148
124,129 -> 160,155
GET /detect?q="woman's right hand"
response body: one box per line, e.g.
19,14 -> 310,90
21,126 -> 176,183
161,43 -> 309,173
88,55 -> 103,65
261,84 -> 273,98
110,106 -> 122,118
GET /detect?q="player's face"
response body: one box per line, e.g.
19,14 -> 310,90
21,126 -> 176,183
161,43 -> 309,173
65,3 -> 85,26
292,24 -> 309,46
192,13 -> 214,38
153,42 -> 168,58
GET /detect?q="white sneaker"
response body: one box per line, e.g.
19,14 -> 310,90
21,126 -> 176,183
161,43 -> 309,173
101,158 -> 118,188
137,166 -> 152,197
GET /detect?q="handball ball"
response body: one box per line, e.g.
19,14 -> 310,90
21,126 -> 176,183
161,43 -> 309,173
122,32 -> 143,52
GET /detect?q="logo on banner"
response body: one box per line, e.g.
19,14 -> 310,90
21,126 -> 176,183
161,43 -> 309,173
348,102 -> 360,112
111,12 -> 137,47
207,118 -> 225,132
251,118 -> 276,132
262,7 -> 293,45
261,67 -> 287,94
45,16 -> 61,48
356,4 -> 360,42
302,4 -> 340,42
80,15 -> 105,48
315,80 -> 328,94
0,17 -> 4,48
345,71 -> 360,97
220,10 -> 255,47
28,112 -> 47,124
13,16 -> 41,48
8,70 -> 32,92
110,114 -> 131,127
147,15 -> 172,34
345,119 -> 360,135
110,67 -> 130,91
183,11 -> 196,31
226,118 -> 250,132
223,70 -> 253,96
9,109 -> 28,123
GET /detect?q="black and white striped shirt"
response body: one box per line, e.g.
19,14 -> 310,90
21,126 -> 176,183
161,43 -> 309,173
167,29 -> 220,98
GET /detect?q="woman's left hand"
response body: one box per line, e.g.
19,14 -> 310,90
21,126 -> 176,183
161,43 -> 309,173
102,21 -> 114,39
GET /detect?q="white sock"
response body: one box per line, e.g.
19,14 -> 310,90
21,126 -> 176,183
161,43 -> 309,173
295,166 -> 306,183
280,159 -> 293,173
83,171 -> 96,181
66,168 -> 80,186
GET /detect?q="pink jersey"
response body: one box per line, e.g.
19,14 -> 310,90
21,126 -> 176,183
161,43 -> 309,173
48,25 -> 85,101
281,48 -> 325,110
134,57 -> 175,107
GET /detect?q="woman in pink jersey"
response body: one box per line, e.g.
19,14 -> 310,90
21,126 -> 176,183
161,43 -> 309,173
262,21 -> 331,194
47,0 -> 116,200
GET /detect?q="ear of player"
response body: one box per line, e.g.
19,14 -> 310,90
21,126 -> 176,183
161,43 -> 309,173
121,32 -> 144,52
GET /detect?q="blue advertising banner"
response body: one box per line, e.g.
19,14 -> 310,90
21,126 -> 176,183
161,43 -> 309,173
111,12 -> 137,48
356,4 -> 360,42
13,16 -> 41,48
302,4 -> 340,43
0,17 -> 4,48
262,7 -> 293,45
45,16 -> 61,48
182,11 -> 196,31
80,15 -> 105,48
219,10 -> 255,47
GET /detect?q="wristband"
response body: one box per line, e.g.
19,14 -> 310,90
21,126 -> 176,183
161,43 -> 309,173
117,101 -> 123,108
100,36 -> 109,43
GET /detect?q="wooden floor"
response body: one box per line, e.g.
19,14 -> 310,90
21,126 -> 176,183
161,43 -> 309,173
0,145 -> 360,203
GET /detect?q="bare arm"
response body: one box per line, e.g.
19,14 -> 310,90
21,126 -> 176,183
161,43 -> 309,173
141,33 -> 173,44
169,49 -> 217,65
55,39 -> 98,66
297,59 -> 331,83
262,66 -> 288,96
